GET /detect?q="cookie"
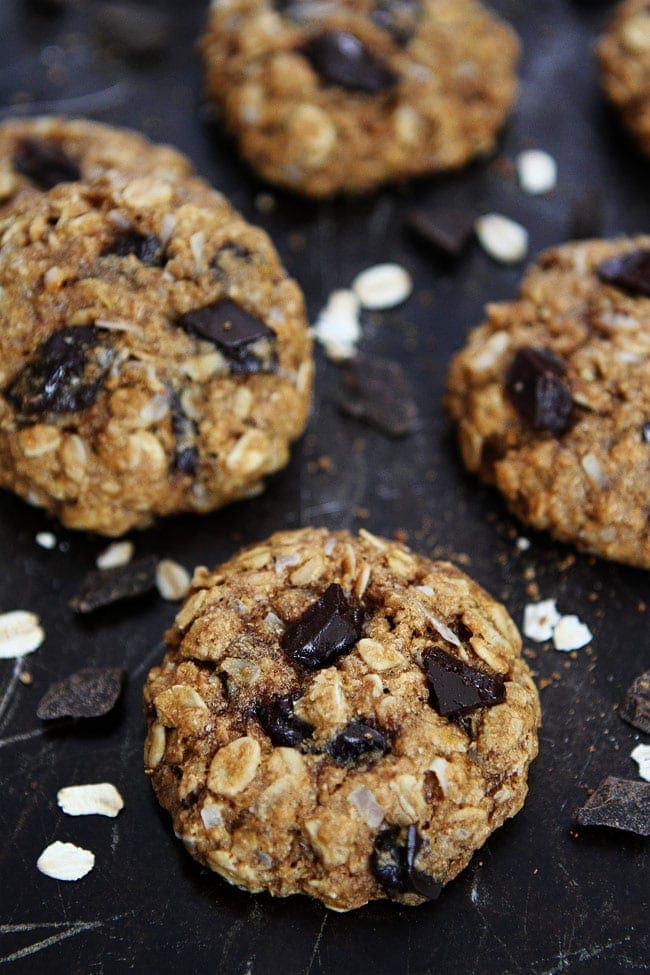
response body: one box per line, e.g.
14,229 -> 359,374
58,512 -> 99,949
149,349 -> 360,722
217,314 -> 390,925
445,238 -> 650,569
598,0 -> 650,157
0,118 -> 312,536
201,0 -> 520,197
144,527 -> 539,911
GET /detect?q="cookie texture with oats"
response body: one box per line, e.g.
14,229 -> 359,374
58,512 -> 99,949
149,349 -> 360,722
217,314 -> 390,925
200,0 -> 519,197
0,117 -> 312,536
598,0 -> 650,157
445,237 -> 650,569
144,527 -> 539,911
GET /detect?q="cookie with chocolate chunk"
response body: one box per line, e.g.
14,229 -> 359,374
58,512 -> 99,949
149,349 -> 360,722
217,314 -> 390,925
598,0 -> 650,157
200,0 -> 520,197
0,118 -> 312,536
143,527 -> 539,911
445,238 -> 650,568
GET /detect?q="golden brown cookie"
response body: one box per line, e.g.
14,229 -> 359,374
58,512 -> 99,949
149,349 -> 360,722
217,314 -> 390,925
0,118 -> 312,536
201,0 -> 520,197
445,238 -> 650,569
598,0 -> 650,156
144,527 -> 540,911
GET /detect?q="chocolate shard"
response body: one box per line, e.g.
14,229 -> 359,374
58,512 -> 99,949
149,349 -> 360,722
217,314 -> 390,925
407,206 -> 475,259
371,0 -> 421,45
257,694 -> 313,747
575,776 -> 650,837
302,31 -> 398,94
330,720 -> 389,765
371,825 -> 442,901
569,188 -> 603,241
176,299 -> 276,374
336,354 -> 417,438
13,137 -> 80,190
620,671 -> 650,735
37,667 -> 125,720
70,555 -> 158,614
101,230 -> 165,267
597,248 -> 650,297
281,583 -> 364,670
505,346 -> 573,435
424,646 -> 505,719
5,325 -> 114,416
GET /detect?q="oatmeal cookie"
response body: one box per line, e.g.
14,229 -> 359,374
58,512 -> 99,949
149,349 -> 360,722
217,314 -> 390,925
144,527 -> 540,911
598,0 -> 650,157
0,118 -> 312,536
200,0 -> 520,197
445,238 -> 650,569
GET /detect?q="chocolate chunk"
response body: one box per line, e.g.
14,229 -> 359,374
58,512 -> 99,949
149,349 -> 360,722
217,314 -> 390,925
330,720 -> 389,764
169,390 -> 197,474
620,671 -> 650,735
336,354 -> 418,438
281,583 -> 364,670
91,2 -> 171,59
643,423 -> 650,444
24,0 -> 67,14
569,188 -> 603,241
13,137 -> 80,190
37,667 -> 125,720
176,299 -> 277,374
371,825 -> 442,901
597,248 -> 650,297
371,0 -> 421,45
101,231 -> 165,267
424,646 -> 505,719
70,555 -> 158,614
575,776 -> 650,837
407,206 -> 474,259
5,326 -> 114,416
302,32 -> 398,94
257,694 -> 313,748
505,346 -> 573,435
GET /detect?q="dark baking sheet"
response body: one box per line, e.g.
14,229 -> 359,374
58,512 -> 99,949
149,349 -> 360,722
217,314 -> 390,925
0,1 -> 648,972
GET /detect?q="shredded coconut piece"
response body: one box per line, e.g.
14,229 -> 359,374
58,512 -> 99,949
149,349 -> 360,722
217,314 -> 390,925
57,783 -> 124,818
201,804 -> 224,829
553,615 -> 593,651
523,599 -> 561,642
0,611 -> 45,658
349,787 -> 385,828
421,607 -> 461,647
275,552 -> 301,574
37,841 -> 95,881
631,744 -> 650,782
190,231 -> 205,276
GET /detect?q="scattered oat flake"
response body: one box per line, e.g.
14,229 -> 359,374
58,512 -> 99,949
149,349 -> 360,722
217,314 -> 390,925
553,615 -> 592,651
96,540 -> 134,570
0,610 -> 44,658
312,289 -> 361,361
516,149 -> 557,195
156,559 -> 191,601
516,537 -> 531,551
351,263 -> 413,310
36,532 -> 57,550
37,841 -> 95,881
523,599 -> 561,643
631,744 -> 650,782
57,782 -> 124,818
475,213 -> 529,264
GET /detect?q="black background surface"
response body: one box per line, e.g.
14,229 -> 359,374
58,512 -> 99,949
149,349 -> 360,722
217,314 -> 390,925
0,2 -> 648,972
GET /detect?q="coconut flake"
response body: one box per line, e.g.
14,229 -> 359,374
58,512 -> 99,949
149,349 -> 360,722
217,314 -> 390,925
159,213 -> 177,247
422,607 -> 461,647
201,804 -> 224,830
429,757 -> 451,796
348,787 -> 385,828
523,599 -> 561,642
57,783 -> 124,818
631,744 -> 650,782
581,453 -> 607,488
312,289 -> 361,361
190,231 -> 205,276
156,560 -> 191,601
263,611 -> 284,632
37,841 -> 95,881
475,214 -> 529,265
351,263 -> 413,310
36,532 -> 57,550
553,615 -> 593,651
275,552 -> 301,575
96,541 -> 134,570
0,611 -> 45,658
516,149 -> 557,195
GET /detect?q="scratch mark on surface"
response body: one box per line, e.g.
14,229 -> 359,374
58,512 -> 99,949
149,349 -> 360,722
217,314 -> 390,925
469,875 -> 480,905
0,727 -> 44,751
0,660 -> 23,734
508,935 -> 634,975
303,913 -> 328,975
0,921 -> 103,965
130,642 -> 166,681
0,83 -> 130,120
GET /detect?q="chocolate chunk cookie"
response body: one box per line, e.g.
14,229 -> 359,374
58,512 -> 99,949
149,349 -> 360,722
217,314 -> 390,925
598,0 -> 650,157
445,238 -> 650,569
0,118 -> 312,535
144,527 -> 539,910
201,0 -> 520,197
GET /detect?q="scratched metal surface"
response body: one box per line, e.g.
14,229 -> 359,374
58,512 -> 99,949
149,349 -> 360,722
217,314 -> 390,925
0,1 -> 648,972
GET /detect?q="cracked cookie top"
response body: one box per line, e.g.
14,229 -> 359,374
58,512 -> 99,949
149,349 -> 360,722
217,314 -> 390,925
599,0 -> 650,157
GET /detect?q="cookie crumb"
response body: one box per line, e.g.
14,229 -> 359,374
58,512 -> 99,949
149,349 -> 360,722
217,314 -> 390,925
553,615 -> 592,651
312,289 -> 361,360
523,599 -> 560,642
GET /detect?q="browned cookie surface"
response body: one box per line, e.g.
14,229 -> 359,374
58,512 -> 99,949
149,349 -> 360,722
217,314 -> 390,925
599,0 -> 650,156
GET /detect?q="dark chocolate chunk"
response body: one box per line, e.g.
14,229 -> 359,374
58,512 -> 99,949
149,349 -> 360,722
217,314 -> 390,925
37,667 -> 125,720
371,825 -> 442,901
91,2 -> 171,59
597,248 -> 650,297
101,231 -> 165,267
575,776 -> 650,837
257,694 -> 313,747
24,0 -> 67,14
176,299 -> 277,374
302,32 -> 398,94
70,555 -> 158,614
643,423 -> 650,444
5,326 -> 114,416
407,206 -> 474,259
424,646 -> 505,719
620,671 -> 650,735
371,0 -> 421,45
569,188 -> 603,241
505,346 -> 573,435
13,137 -> 80,190
330,720 -> 389,764
336,354 -> 418,438
281,583 -> 364,670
